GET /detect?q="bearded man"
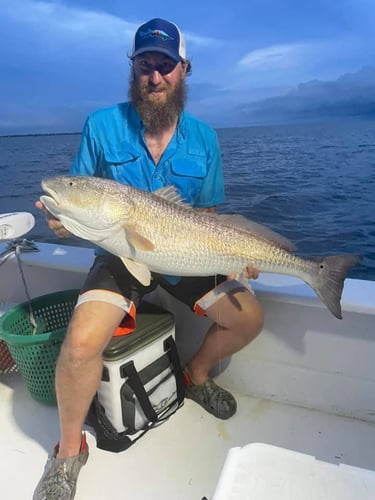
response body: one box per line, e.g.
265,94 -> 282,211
34,18 -> 263,500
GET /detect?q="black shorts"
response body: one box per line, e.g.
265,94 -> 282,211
80,254 -> 227,313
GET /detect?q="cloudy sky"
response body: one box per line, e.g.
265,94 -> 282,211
1,0 -> 375,134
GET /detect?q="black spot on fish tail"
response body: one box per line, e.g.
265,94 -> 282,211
310,255 -> 360,319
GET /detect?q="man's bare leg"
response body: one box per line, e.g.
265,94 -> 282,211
55,301 -> 125,458
186,287 -> 263,383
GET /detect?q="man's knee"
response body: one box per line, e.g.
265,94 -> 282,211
58,327 -> 100,367
229,291 -> 264,342
206,288 -> 264,338
59,315 -> 112,367
246,303 -> 264,338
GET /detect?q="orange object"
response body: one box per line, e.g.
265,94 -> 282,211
112,303 -> 136,336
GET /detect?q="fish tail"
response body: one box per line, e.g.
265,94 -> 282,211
307,255 -> 360,319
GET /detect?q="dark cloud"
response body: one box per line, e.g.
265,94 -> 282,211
233,66 -> 375,125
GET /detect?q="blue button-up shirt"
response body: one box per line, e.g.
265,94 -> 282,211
70,102 -> 225,208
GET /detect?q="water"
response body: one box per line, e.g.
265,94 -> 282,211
0,119 -> 374,281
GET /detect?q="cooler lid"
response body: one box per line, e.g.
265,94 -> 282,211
213,443 -> 375,500
103,301 -> 175,361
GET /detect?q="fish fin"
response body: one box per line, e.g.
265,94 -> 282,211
216,214 -> 295,252
120,257 -> 152,286
125,226 -> 155,251
153,186 -> 190,207
306,255 -> 360,319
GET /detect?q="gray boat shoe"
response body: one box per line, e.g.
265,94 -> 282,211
33,433 -> 89,500
184,376 -> 237,420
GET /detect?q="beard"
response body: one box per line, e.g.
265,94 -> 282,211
129,74 -> 187,134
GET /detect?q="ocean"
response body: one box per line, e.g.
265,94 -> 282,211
0,118 -> 374,281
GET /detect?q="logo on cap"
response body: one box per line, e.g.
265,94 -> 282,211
139,28 -> 174,42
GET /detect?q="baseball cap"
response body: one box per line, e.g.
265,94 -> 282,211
130,18 -> 186,62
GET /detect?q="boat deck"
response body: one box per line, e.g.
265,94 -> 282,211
1,243 -> 375,498
2,372 -> 375,499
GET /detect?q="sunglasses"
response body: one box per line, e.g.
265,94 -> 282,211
133,59 -> 179,76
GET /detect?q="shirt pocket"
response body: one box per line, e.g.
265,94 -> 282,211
103,142 -> 139,165
169,157 -> 207,203
101,143 -> 143,183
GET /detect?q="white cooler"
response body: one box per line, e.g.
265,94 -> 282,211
97,301 -> 177,434
213,442 -> 375,500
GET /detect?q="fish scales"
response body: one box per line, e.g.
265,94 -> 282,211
128,194 -> 311,277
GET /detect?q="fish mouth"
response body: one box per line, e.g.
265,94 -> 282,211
40,180 -> 61,214
41,181 -> 59,203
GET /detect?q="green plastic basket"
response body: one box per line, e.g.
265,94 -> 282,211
0,289 -> 79,405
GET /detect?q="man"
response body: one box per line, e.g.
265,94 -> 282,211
34,18 -> 264,500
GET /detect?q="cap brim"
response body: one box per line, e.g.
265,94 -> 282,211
130,46 -> 181,62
